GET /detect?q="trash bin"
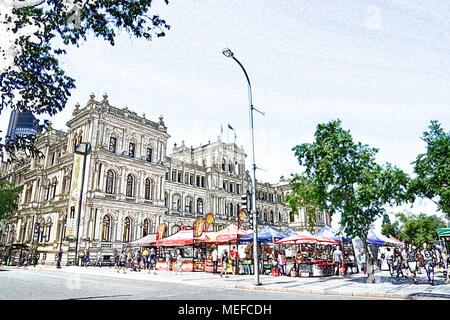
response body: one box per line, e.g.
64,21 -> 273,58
271,267 -> 280,277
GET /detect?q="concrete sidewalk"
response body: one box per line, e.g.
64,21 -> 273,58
9,265 -> 450,300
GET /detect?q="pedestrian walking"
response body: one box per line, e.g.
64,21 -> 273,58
23,250 -> 32,269
83,249 -> 90,268
406,245 -> 419,285
127,250 -> 133,270
433,245 -> 441,271
149,248 -> 157,274
401,245 -> 410,277
56,248 -> 63,269
176,251 -> 183,276
165,252 -> 172,271
95,250 -> 102,268
394,248 -> 405,278
212,246 -> 218,274
422,243 -> 437,286
277,250 -> 287,276
142,248 -> 149,270
359,250 -> 366,275
377,250 -> 382,269
230,246 -> 238,275
118,250 -> 127,273
385,248 -> 394,276
441,249 -> 448,280
333,246 -> 344,276
220,249 -> 229,278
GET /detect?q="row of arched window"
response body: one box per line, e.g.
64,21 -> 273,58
166,194 -> 204,214
109,136 -> 154,163
105,170 -> 154,200
100,215 -> 153,243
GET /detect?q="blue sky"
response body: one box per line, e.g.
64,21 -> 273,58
1,0 -> 449,227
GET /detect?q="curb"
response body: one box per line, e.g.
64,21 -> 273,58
3,266 -> 449,300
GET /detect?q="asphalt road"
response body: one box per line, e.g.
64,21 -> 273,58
0,268 -> 369,300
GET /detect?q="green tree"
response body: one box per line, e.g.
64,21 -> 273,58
381,213 -> 400,239
0,176 -> 22,228
285,119 -> 411,283
410,120 -> 450,218
395,212 -> 446,247
1,0 -> 170,161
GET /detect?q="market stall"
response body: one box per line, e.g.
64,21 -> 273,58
357,230 -> 400,272
204,224 -> 252,274
155,229 -> 211,272
275,233 -> 340,277
314,225 -> 357,274
238,226 -> 289,275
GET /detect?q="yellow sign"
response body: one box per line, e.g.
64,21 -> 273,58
204,213 -> 214,231
193,219 -> 204,238
156,223 -> 167,240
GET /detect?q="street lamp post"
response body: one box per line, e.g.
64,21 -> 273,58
222,48 -> 262,285
73,142 -> 92,266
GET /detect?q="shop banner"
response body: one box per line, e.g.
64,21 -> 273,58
204,213 -> 214,231
65,152 -> 90,239
156,223 -> 167,240
238,209 -> 247,230
193,219 -> 204,238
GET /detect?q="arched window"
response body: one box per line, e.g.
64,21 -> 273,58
45,219 -> 52,242
185,197 -> 193,213
145,178 -> 152,200
172,194 -> 181,212
222,158 -> 226,171
197,198 -> 203,214
123,217 -> 131,242
128,142 -> 135,158
164,192 -> 168,207
45,180 -> 51,200
101,215 -> 111,242
126,174 -> 134,197
106,170 -> 115,194
146,147 -> 153,162
20,220 -> 27,242
109,136 -> 117,153
229,203 -> 234,217
270,210 -> 274,223
143,219 -> 150,237
51,179 -> 57,199
69,206 -> 75,219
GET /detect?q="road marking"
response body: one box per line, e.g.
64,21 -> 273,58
156,291 -> 201,298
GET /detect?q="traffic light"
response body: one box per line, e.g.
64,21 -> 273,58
241,194 -> 248,211
241,191 -> 252,212
34,222 -> 40,234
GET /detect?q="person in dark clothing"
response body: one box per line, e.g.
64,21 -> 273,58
56,249 -> 63,269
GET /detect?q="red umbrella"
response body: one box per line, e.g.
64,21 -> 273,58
127,234 -> 157,246
206,223 -> 252,244
313,235 -> 341,245
156,229 -> 211,247
274,234 -> 318,245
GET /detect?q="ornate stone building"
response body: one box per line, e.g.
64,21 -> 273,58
0,94 -> 325,265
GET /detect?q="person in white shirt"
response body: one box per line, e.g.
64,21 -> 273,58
401,246 -> 410,277
332,246 -> 343,276
212,247 -> 219,274
176,251 -> 183,276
